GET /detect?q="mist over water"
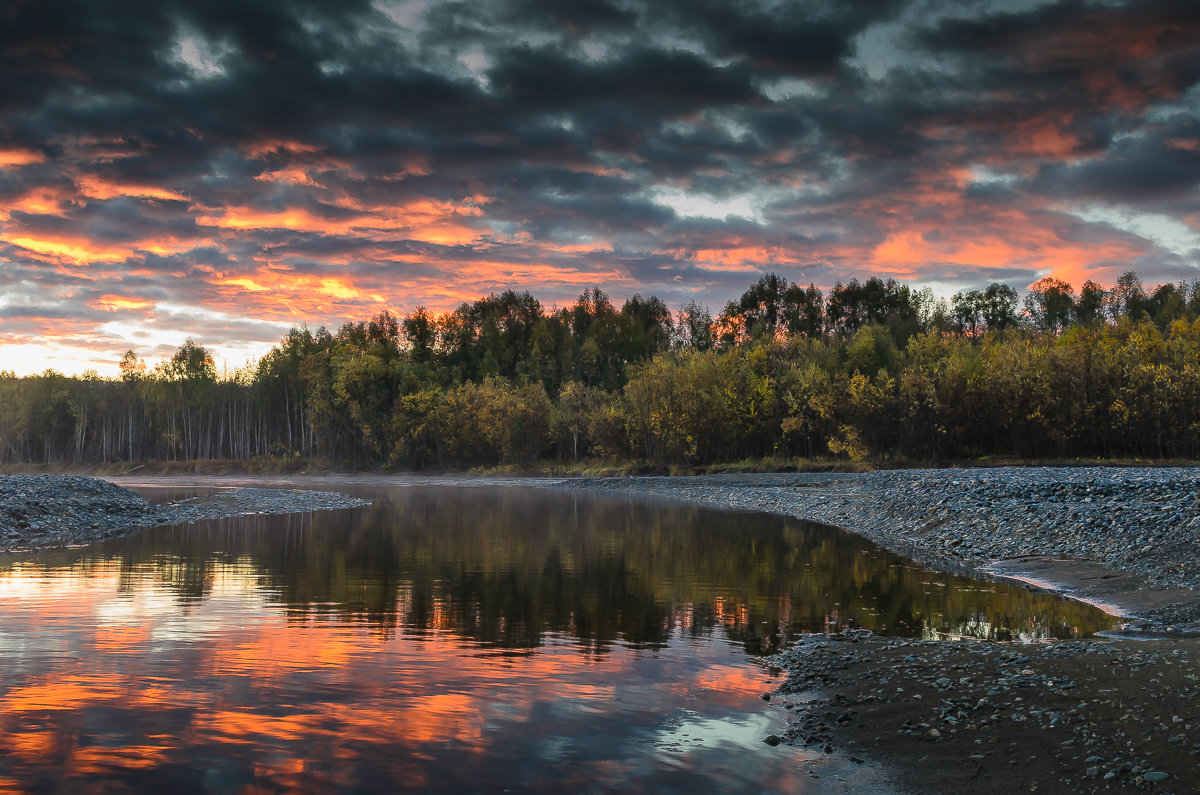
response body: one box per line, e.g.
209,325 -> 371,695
0,484 -> 1117,791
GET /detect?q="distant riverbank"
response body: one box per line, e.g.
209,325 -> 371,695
5,455 -> 1200,481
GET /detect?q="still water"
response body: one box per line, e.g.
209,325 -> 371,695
0,481 -> 1117,792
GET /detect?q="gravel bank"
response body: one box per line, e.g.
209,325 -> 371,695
0,474 -> 370,552
559,467 -> 1200,628
765,629 -> 1200,793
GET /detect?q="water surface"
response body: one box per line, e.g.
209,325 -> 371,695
0,482 -> 1118,791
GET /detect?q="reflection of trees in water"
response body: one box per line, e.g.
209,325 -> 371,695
18,489 -> 1117,652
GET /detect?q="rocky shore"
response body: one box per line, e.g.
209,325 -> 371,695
560,467 -> 1200,629
766,629 -> 1200,793
558,467 -> 1200,792
0,474 -> 370,552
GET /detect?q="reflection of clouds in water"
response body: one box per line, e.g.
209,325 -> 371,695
0,485 -> 1120,789
0,556 -> 804,790
655,710 -> 778,754
31,485 -> 1121,650
0,565 -> 53,600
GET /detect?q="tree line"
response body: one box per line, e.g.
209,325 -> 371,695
2,270 -> 1200,469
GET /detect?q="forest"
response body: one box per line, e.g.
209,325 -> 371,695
3,270 -> 1200,470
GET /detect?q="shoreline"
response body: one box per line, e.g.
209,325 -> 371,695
0,474 -> 369,553
8,467 -> 1195,627
3,469 -> 1198,790
5,456 -> 1200,486
765,629 -> 1200,792
552,469 -> 1200,792
555,467 -> 1200,631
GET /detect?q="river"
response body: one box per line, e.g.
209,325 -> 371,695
0,480 -> 1118,791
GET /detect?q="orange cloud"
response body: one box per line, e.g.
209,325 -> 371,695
242,139 -> 323,158
1012,116 -> 1080,159
869,218 -> 1146,287
668,244 -> 782,269
199,206 -> 344,232
0,186 -> 78,218
0,148 -> 45,167
75,175 -> 188,202
6,235 -> 134,263
94,295 -> 154,311
5,233 -> 200,264
209,270 -> 386,315
255,167 -> 325,187
217,276 -> 270,292
196,196 -> 490,246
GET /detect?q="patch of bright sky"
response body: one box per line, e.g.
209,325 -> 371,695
155,302 -> 293,331
580,38 -> 610,61
1069,204 -> 1200,260
177,36 -> 227,78
707,110 -> 755,143
969,164 -> 1018,185
373,0 -> 427,42
90,316 -> 281,377
1147,82 -> 1200,124
850,0 -> 1062,81
456,47 -> 491,88
651,188 -> 763,223
849,22 -> 910,80
87,305 -> 289,376
761,77 -> 824,102
1,342 -> 123,377
545,113 -> 575,132
657,32 -> 719,62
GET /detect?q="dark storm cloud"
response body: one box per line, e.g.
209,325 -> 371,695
1035,136 -> 1200,202
638,0 -> 903,75
2,0 -> 1199,372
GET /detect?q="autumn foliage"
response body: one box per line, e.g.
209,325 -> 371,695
3,272 -> 1200,468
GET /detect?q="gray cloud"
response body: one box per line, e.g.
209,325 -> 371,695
1,0 -> 1199,371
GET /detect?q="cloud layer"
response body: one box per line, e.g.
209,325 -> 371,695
2,0 -> 1199,373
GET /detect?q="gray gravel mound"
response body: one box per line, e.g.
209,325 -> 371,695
0,475 -> 370,551
763,628 -> 1200,793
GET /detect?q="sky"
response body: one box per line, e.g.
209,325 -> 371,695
2,0 -> 1200,376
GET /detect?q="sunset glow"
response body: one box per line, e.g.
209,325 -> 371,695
2,0 -> 1198,374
